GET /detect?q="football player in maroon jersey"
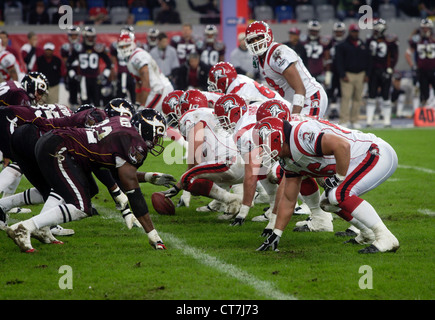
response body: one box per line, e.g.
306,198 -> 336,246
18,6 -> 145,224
366,19 -> 399,127
6,109 -> 169,253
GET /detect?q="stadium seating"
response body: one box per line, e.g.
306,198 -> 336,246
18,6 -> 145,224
275,6 -> 294,22
73,8 -> 88,24
295,5 -> 315,22
379,4 -> 397,20
110,7 -> 130,25
254,5 -> 274,22
131,7 -> 151,21
87,0 -> 105,9
4,6 -> 23,26
315,4 -> 335,22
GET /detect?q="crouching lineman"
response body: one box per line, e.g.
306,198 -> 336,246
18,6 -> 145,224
6,109 -> 168,252
160,89 -> 244,216
254,117 -> 399,253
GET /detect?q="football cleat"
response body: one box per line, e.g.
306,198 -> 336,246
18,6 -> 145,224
7,207 -> 32,214
6,223 -> 35,253
50,225 -> 75,236
31,227 -> 63,244
335,228 -> 359,237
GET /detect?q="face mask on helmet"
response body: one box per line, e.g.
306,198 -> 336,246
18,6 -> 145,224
253,117 -> 284,169
214,94 -> 247,131
131,109 -> 167,156
245,21 -> 274,56
162,90 -> 184,127
207,62 -> 237,93
117,31 -> 136,59
21,72 -> 49,105
68,26 -> 81,44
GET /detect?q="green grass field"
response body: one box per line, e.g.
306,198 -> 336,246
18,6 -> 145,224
1,127 -> 434,302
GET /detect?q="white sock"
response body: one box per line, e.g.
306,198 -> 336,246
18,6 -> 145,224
0,165 -> 22,195
350,200 -> 382,229
382,100 -> 392,126
40,191 -> 65,214
32,203 -> 87,229
0,188 -> 44,212
366,99 -> 376,125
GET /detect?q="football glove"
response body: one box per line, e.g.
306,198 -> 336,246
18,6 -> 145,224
110,187 -> 129,211
177,190 -> 191,207
324,174 -> 345,196
256,232 -> 281,252
145,172 -> 177,188
162,185 -> 180,198
230,204 -> 250,226
147,229 -> 167,250
121,208 -> 141,229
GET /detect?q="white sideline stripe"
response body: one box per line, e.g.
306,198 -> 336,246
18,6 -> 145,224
418,209 -> 435,217
161,232 -> 297,301
98,207 -> 296,300
398,165 -> 435,174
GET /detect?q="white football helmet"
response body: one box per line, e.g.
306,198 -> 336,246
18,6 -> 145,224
117,31 -> 136,59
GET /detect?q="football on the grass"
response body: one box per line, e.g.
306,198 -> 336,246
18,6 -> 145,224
151,192 -> 175,215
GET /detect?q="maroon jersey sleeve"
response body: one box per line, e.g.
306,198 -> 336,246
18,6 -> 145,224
0,81 -> 31,106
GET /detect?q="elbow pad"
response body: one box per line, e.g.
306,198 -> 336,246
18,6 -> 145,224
126,188 -> 149,218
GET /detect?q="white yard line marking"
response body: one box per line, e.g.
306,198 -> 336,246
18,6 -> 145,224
162,232 -> 297,301
417,209 -> 435,217
398,165 -> 435,174
99,207 -> 296,300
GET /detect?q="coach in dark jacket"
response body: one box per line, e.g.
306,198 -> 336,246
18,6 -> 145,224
171,52 -> 210,91
334,23 -> 371,128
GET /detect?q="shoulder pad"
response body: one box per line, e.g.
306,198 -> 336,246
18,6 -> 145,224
386,33 -> 398,42
61,43 -> 71,50
196,40 -> 205,50
73,43 -> 83,52
171,35 -> 182,43
214,41 -> 225,51
319,36 -> 331,46
411,34 -> 421,43
94,43 -> 106,53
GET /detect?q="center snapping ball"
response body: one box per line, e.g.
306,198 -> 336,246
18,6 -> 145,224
151,192 -> 175,215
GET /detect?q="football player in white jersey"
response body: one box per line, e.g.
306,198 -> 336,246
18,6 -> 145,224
0,39 -> 24,82
207,61 -> 287,105
214,95 -> 289,224
117,31 -> 174,113
162,90 -> 243,216
244,21 -> 328,118
254,117 -> 399,253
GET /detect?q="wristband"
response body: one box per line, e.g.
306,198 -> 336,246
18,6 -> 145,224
292,94 -> 305,107
335,173 -> 346,181
144,172 -> 156,183
238,204 -> 250,218
147,229 -> 160,243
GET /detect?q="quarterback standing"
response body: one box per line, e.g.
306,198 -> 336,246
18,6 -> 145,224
244,21 -> 328,118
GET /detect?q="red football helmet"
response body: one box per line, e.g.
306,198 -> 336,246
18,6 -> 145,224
256,100 -> 291,122
245,21 -> 274,56
214,93 -> 247,130
207,62 -> 238,93
178,89 -> 208,118
162,90 -> 184,127
253,117 -> 285,168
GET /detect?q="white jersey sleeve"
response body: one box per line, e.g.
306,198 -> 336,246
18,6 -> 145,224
228,74 -> 288,104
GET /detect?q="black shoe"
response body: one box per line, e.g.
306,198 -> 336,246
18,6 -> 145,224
344,238 -> 360,245
335,228 -> 358,237
293,224 -> 310,232
358,244 -> 380,254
